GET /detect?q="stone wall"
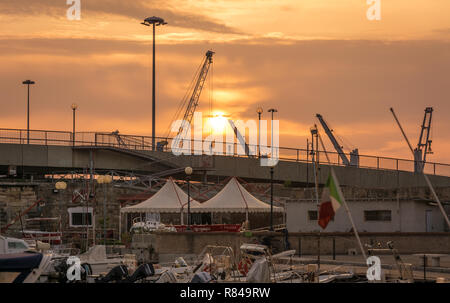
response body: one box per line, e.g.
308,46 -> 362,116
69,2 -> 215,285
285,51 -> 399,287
0,185 -> 38,233
131,231 -> 450,263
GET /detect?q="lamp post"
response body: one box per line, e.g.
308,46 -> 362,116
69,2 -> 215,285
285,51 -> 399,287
22,80 -> 35,144
270,167 -> 274,231
141,16 -> 167,151
268,108 -> 277,156
55,181 -> 67,241
97,175 -> 112,244
267,108 -> 277,231
256,107 -> 263,158
185,166 -> 193,231
71,103 -> 78,146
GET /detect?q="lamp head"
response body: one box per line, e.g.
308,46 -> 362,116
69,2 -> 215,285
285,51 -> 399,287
142,16 -> 167,26
185,167 -> 193,175
71,103 -> 78,110
256,107 -> 263,114
55,181 -> 67,190
104,175 -> 113,184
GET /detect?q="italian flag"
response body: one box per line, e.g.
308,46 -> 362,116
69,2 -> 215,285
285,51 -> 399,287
318,170 -> 343,229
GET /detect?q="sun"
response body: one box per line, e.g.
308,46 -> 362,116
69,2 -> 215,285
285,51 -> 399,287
207,112 -> 228,134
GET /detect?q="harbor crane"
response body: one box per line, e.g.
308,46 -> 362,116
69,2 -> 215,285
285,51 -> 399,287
315,114 -> 359,167
166,50 -> 253,157
389,107 -> 433,173
227,119 -> 252,157
163,50 -> 214,150
390,107 -> 449,229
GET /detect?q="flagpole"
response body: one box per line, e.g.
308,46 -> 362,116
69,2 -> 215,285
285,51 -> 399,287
311,126 -> 321,276
423,174 -> 450,229
330,168 -> 367,261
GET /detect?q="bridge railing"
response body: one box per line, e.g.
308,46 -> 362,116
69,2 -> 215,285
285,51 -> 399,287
1,128 -> 449,177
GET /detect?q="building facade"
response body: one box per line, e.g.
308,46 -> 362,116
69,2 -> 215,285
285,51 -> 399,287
286,198 -> 449,232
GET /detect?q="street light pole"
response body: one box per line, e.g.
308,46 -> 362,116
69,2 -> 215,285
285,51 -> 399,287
55,181 -> 67,242
141,16 -> 167,151
185,167 -> 193,231
71,103 -> 78,146
268,108 -> 278,161
97,175 -> 112,244
257,107 -> 263,158
267,108 -> 277,232
151,22 -> 155,151
270,166 -> 274,231
22,80 -> 35,144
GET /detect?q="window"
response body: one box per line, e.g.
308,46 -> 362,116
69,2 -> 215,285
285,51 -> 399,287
364,210 -> 391,222
72,213 -> 92,226
8,241 -> 28,250
68,207 -> 93,227
308,211 -> 318,221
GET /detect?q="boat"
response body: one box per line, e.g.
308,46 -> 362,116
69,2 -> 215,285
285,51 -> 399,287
0,251 -> 53,283
77,245 -> 136,276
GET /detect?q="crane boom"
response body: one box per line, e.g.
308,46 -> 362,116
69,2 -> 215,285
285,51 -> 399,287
169,50 -> 214,151
390,107 -> 433,173
316,114 -> 350,166
389,108 -> 414,154
227,119 -> 252,157
178,50 -> 214,136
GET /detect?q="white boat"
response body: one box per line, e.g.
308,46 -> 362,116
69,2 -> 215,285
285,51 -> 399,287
78,245 -> 136,276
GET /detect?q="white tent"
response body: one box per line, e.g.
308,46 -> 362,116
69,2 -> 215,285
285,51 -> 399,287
191,177 -> 283,220
120,178 -> 200,224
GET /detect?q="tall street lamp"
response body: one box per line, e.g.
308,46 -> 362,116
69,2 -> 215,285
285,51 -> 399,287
141,16 -> 167,151
98,175 -> 113,244
268,108 -> 278,156
71,103 -> 78,146
267,108 -> 277,231
256,107 -> 263,158
55,181 -> 67,241
22,80 -> 35,144
185,166 -> 193,231
270,167 -> 274,231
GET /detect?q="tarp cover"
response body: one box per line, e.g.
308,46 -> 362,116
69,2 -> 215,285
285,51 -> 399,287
191,177 -> 284,213
121,178 -> 200,213
246,258 -> 270,283
79,245 -> 106,263
0,252 -> 42,270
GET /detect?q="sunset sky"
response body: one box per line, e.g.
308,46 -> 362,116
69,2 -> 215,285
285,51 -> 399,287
1,0 -> 450,163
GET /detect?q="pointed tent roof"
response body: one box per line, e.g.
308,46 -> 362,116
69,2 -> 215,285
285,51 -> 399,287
191,177 -> 284,213
121,178 -> 200,213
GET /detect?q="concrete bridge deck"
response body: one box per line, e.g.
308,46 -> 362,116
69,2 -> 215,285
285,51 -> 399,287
0,128 -> 449,188
0,141 -> 449,189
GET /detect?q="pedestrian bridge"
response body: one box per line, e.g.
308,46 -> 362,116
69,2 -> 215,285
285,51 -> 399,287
0,128 -> 449,188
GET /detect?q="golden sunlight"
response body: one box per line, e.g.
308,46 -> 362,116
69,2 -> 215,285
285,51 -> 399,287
206,112 -> 229,134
